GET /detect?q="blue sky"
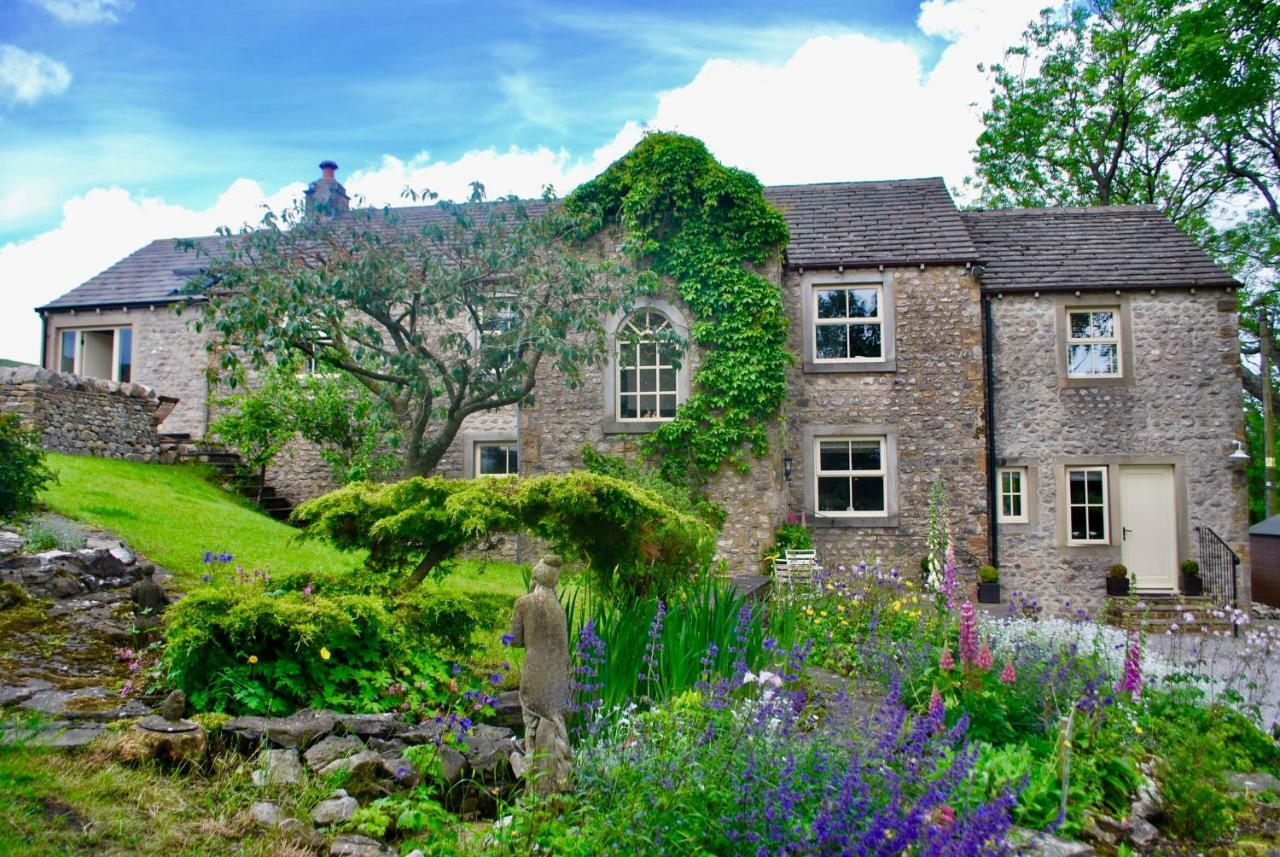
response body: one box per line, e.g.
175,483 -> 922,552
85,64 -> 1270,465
0,0 -> 1048,360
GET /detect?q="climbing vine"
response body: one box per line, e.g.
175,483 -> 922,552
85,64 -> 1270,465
567,133 -> 791,486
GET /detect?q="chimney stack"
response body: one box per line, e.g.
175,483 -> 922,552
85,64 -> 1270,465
304,159 -> 350,219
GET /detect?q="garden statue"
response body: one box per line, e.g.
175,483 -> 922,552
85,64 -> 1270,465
130,564 -> 168,630
507,554 -> 571,795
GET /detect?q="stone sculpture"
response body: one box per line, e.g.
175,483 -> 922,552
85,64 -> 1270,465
130,563 -> 168,630
507,554 -> 571,795
120,689 -> 206,765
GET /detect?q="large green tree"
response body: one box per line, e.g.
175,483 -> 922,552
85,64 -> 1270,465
185,187 -> 639,477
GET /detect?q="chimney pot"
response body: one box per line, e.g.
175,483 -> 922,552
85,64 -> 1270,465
306,159 -> 349,218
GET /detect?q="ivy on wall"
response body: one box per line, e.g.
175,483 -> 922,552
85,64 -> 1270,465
567,133 -> 791,487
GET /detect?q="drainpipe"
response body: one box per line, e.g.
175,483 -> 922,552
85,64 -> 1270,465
38,313 -> 48,368
982,292 -> 999,568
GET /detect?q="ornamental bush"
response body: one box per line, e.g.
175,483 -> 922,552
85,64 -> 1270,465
164,567 -> 482,715
294,469 -> 718,600
0,412 -> 54,516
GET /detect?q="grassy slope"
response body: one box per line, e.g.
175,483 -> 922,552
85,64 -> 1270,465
39,454 -> 528,608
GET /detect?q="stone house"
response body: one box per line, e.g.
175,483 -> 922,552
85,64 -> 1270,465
33,170 -> 1248,612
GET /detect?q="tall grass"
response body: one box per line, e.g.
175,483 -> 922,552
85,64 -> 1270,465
565,576 -> 805,713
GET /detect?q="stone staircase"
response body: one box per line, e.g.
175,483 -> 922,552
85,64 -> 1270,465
1104,595 -> 1237,635
160,435 -> 296,522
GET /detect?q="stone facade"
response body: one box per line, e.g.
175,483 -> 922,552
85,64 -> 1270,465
41,305 -> 211,438
0,366 -> 163,461
782,264 -> 989,573
989,288 -> 1249,614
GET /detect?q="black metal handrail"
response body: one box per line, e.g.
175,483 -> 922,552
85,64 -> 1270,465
1196,526 -> 1240,634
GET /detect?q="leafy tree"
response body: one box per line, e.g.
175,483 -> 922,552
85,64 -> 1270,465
185,187 -> 639,477
971,0 -> 1229,243
0,413 -> 54,516
210,372 -> 296,502
293,471 -> 719,600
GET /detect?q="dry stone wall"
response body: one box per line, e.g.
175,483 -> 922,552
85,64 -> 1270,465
989,288 -> 1248,615
0,366 -> 163,461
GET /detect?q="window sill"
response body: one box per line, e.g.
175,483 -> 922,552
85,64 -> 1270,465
811,514 -> 899,529
601,419 -> 670,435
804,359 -> 896,374
1060,375 -> 1131,390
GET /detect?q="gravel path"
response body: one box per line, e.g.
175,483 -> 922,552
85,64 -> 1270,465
1145,620 -> 1280,731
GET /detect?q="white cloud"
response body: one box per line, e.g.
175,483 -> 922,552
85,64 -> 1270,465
0,45 -> 72,104
0,180 -> 303,362
0,0 -> 1050,362
28,0 -> 133,24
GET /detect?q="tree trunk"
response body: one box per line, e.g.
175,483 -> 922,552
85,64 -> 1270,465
404,543 -> 455,590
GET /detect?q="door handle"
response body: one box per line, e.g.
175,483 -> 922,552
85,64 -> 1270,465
1122,527 -> 1132,541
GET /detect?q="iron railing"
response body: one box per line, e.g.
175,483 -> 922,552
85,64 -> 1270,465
1196,525 -> 1240,634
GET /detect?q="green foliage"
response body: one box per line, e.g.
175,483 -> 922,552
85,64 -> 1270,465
924,479 -> 950,582
1108,563 -> 1129,579
567,133 -> 791,486
21,516 -> 85,552
1179,558 -> 1200,576
580,445 -> 724,527
294,470 -> 718,600
0,413 -> 54,516
1154,723 -> 1238,840
185,184 -> 640,477
346,788 -> 456,849
979,564 -> 999,584
211,373 -> 296,495
164,568 -> 484,715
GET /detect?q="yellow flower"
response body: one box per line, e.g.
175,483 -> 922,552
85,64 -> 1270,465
805,607 -> 814,616
320,647 -> 331,661
1135,725 -> 1144,735
247,655 -> 258,664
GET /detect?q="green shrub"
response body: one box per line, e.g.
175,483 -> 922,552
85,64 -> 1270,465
164,571 -> 486,715
1180,558 -> 1200,577
1157,726 -> 1238,841
0,413 -> 54,516
1107,563 -> 1128,579
978,565 -> 999,584
295,470 -> 719,600
22,517 -> 86,552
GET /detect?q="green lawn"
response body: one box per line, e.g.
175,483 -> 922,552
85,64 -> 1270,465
39,454 -> 528,605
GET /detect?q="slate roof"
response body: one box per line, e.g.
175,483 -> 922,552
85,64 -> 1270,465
763,178 -> 979,268
39,180 -> 1236,312
961,206 -> 1238,292
37,235 -> 230,311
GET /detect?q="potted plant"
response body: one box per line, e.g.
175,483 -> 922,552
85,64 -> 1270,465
977,565 -> 1000,604
1106,563 -> 1130,596
1180,558 -> 1202,597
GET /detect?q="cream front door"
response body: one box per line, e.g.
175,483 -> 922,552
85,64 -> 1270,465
1119,465 -> 1178,592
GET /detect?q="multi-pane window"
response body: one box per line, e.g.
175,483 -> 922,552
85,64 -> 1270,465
815,437 -> 886,515
1067,466 -> 1109,543
813,286 -> 883,361
55,326 -> 132,382
617,310 -> 679,421
475,442 -> 518,476
998,467 -> 1028,523
1067,310 -> 1120,377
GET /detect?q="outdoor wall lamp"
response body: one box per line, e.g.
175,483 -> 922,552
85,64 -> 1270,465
1229,440 -> 1250,462
783,455 -> 794,481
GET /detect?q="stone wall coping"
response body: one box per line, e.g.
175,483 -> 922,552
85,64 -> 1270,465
0,366 -> 157,400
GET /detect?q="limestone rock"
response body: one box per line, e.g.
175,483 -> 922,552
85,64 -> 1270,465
0,678 -> 53,706
278,816 -> 325,849
329,834 -> 392,856
379,753 -> 419,787
1081,813 -> 1123,850
304,735 -> 363,771
249,800 -> 282,829
15,721 -> 105,749
226,708 -> 338,749
320,749 -> 388,795
339,712 -> 410,740
0,531 -> 23,557
311,791 -> 360,827
115,722 -> 206,766
1128,815 -> 1158,848
253,748 -> 303,786
1009,827 -> 1095,857
1227,771 -> 1280,795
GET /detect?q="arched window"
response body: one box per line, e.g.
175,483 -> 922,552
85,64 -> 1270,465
616,309 -> 680,421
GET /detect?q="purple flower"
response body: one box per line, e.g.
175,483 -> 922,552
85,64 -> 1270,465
201,573 -> 211,583
501,633 -> 515,647
957,600 -> 979,666
489,672 -> 503,686
451,663 -> 462,676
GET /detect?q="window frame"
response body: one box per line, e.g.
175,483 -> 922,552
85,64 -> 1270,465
799,270 -> 895,373
997,466 -> 1029,524
462,432 -> 520,479
601,300 -> 691,435
54,325 -> 133,382
813,435 -> 888,517
1065,465 -> 1110,545
614,309 -> 681,423
811,284 -> 885,364
1065,308 -> 1121,379
474,442 -> 519,477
